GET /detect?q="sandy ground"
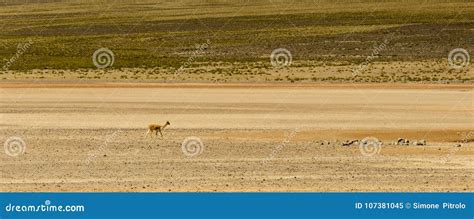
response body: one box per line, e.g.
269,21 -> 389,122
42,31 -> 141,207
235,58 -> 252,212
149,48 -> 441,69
0,83 -> 472,191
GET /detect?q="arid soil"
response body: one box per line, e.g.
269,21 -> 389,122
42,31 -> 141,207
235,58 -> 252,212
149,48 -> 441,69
0,83 -> 472,191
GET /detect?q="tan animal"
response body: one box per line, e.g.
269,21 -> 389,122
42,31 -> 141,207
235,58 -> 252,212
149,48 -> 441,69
145,121 -> 170,138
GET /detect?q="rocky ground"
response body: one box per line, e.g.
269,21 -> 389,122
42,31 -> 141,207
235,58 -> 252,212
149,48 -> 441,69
1,83 -> 472,191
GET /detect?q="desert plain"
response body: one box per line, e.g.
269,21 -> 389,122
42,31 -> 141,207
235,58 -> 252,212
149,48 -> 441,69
1,83 -> 472,192
0,0 -> 473,192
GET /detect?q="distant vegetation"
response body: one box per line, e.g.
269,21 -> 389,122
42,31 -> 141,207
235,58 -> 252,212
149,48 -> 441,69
0,0 -> 472,83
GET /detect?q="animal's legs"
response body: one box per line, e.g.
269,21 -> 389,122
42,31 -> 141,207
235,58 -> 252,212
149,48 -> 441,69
145,129 -> 150,138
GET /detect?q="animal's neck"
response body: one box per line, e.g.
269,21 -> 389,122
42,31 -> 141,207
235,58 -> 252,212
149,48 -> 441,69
162,123 -> 169,129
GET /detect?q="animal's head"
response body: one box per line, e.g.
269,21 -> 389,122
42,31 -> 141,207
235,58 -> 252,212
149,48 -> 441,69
166,121 -> 171,125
